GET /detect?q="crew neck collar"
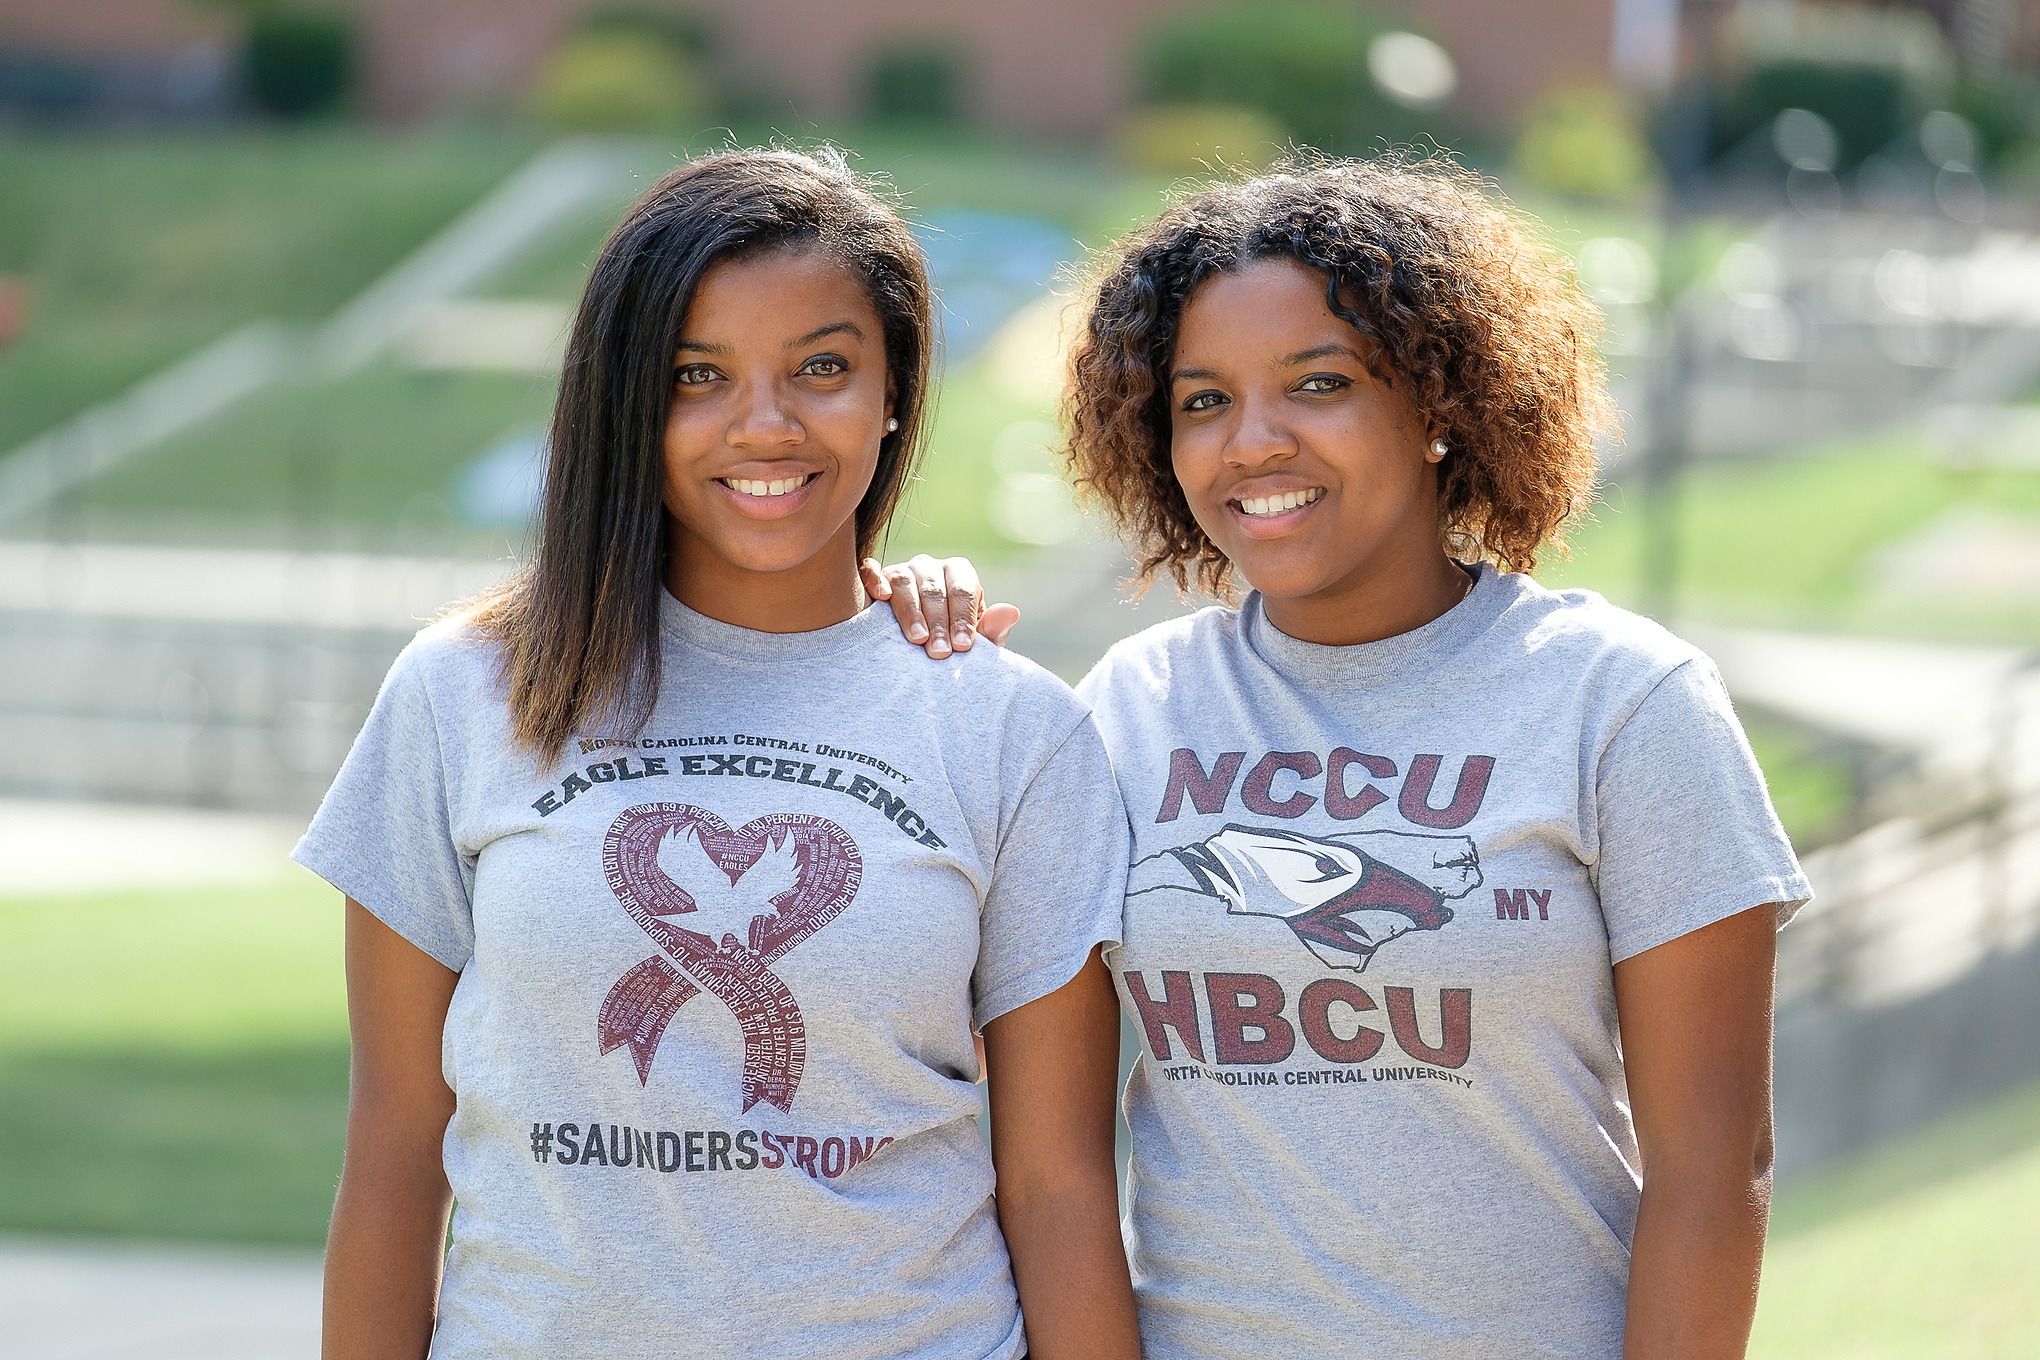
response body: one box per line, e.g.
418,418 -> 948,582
1241,561 -> 1510,689
658,588 -> 892,663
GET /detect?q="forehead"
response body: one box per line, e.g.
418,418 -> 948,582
684,246 -> 878,333
1174,256 -> 1356,361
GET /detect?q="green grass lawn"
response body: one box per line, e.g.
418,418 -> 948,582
0,875 -> 347,1245
0,126 -> 537,455
1751,1080 -> 2040,1358
1548,435 -> 2040,643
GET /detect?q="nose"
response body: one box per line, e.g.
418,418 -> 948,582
726,377 -> 805,451
1223,395 -> 1297,469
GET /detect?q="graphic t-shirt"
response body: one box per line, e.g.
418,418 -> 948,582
294,595 -> 1127,1360
1077,564 -> 1810,1360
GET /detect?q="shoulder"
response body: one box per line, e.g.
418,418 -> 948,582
1485,572 -> 1718,730
1492,571 -> 1703,677
933,633 -> 1090,724
380,614 -> 509,713
1078,604 -> 1241,704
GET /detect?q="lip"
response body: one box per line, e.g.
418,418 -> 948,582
712,467 -> 823,521
1223,480 -> 1327,540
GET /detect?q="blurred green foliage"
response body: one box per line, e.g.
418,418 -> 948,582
865,40 -> 968,125
242,10 -> 356,119
1136,1 -> 1432,154
1112,104 -> 1288,175
533,29 -> 709,134
1718,60 -> 1914,171
1952,73 -> 2040,169
1515,86 -> 1656,202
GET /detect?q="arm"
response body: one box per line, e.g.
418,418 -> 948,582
982,945 -> 1141,1360
1615,904 -> 1779,1360
325,898 -> 460,1360
862,554 -> 1019,657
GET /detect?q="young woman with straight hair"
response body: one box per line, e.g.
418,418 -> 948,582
876,155 -> 1808,1359
299,148 -> 1140,1360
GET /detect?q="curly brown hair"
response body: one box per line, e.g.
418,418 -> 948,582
1064,153 -> 1612,596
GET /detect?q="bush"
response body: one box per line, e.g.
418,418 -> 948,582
241,11 -> 354,119
1717,59 -> 1914,171
1136,2 -> 1438,153
1114,104 -> 1288,173
1952,75 -> 2040,170
1516,86 -> 1656,201
533,30 -> 707,133
578,4 -> 712,60
865,40 -> 966,123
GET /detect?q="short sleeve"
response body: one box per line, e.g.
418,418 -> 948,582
972,715 -> 1129,1030
1593,659 -> 1812,964
292,639 -> 476,970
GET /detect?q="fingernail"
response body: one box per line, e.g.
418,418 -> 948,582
908,624 -> 928,642
954,627 -> 973,649
930,632 -> 950,656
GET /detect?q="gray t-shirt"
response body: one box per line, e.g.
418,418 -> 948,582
295,595 -> 1127,1360
1077,564 -> 1809,1360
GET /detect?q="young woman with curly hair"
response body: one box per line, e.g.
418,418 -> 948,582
296,149 -> 1140,1360
875,156 -> 1807,1358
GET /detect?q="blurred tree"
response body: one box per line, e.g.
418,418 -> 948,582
576,4 -> 713,61
240,8 -> 355,119
1719,60 -> 1914,172
1516,85 -> 1657,201
865,39 -> 968,125
1953,72 -> 2040,170
1113,104 -> 1288,173
1704,2 -> 1954,174
1136,1 -> 1449,153
532,8 -> 712,133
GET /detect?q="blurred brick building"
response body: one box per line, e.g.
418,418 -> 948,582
1,0 -> 2035,136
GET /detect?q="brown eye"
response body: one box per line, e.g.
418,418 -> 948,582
799,355 -> 848,377
675,364 -> 719,385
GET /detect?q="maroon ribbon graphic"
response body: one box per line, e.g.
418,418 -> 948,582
596,803 -> 861,1113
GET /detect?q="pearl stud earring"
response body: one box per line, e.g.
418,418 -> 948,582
1428,438 -> 1449,458
886,418 -> 900,433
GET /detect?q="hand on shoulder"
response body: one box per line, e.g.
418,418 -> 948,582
862,554 -> 1019,659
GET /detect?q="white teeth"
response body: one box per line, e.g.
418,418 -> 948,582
1237,487 -> 1323,516
725,475 -> 811,497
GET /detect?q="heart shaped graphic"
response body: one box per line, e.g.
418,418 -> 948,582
597,803 -> 862,1112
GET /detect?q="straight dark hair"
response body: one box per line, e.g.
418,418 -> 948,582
471,147 -> 933,763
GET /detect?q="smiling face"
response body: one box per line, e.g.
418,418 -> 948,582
1168,256 -> 1462,643
661,246 -> 891,625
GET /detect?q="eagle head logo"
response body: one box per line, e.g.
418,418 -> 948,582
1133,824 -> 1482,971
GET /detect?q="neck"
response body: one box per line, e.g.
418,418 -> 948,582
1259,545 -> 1471,647
665,522 -> 868,634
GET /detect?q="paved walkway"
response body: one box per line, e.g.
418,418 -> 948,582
0,1238 -> 320,1360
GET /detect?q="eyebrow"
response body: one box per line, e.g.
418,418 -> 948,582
792,320 -> 864,347
1279,343 -> 1368,366
672,320 -> 866,360
1170,366 -> 1221,383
